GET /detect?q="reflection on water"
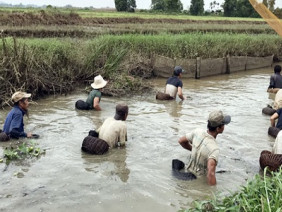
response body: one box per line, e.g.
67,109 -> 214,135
0,65 -> 279,211
81,148 -> 130,183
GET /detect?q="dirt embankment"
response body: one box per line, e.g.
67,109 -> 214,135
0,11 -> 265,26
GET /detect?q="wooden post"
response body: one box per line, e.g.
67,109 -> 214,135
226,54 -> 230,74
196,57 -> 201,79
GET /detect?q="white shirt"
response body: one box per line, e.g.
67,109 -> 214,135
97,117 -> 127,148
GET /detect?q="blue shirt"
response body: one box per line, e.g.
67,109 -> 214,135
268,73 -> 282,89
166,76 -> 183,88
3,105 -> 27,138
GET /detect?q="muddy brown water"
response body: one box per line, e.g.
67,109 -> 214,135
0,66 -> 278,212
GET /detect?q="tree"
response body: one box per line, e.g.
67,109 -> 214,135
190,0 -> 204,16
236,0 -> 259,17
263,0 -> 275,11
263,0 -> 268,7
151,0 -> 183,12
268,0 -> 275,12
128,0 -> 136,11
223,0 -> 236,16
115,0 -> 127,11
223,0 -> 259,17
151,0 -> 165,11
164,0 -> 183,12
115,0 -> 136,12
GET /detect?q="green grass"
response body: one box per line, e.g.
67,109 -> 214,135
0,141 -> 45,164
186,168 -> 282,212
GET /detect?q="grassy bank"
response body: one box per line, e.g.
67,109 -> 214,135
1,33 -> 281,106
186,169 -> 282,212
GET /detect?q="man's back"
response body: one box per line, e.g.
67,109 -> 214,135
98,117 -> 127,148
274,89 -> 282,110
270,73 -> 282,89
186,128 -> 219,176
165,76 -> 183,98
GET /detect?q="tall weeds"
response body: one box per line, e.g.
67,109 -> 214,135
186,168 -> 282,212
0,33 -> 281,106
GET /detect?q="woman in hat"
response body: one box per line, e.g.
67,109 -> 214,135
75,75 -> 108,110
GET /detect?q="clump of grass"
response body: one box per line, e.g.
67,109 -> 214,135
0,141 -> 45,165
186,168 -> 282,212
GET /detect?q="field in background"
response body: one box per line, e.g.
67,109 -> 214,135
0,7 -> 281,104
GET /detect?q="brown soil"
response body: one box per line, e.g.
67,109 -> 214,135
0,11 -> 265,26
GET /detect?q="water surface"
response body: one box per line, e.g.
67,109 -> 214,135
0,66 -> 277,212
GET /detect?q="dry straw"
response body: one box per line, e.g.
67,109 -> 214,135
249,0 -> 282,37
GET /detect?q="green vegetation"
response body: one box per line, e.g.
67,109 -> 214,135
190,0 -> 204,16
186,168 -> 282,212
0,32 -> 280,105
151,0 -> 183,13
114,0 -> 136,12
0,8 -> 280,104
0,141 -> 45,164
223,0 -> 260,18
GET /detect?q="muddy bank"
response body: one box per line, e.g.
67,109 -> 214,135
153,55 -> 274,78
1,34 -> 281,107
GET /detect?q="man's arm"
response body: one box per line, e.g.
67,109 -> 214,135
178,136 -> 192,151
118,126 -> 127,147
267,88 -> 280,93
207,158 -> 217,186
93,97 -> 101,111
270,112 -> 279,127
177,87 -> 185,100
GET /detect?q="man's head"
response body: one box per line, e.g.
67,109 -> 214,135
173,66 -> 184,77
207,110 -> 231,132
12,91 -> 31,111
114,102 -> 129,121
274,65 -> 281,74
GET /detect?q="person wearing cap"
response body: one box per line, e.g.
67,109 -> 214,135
96,103 -> 128,148
267,65 -> 282,93
2,91 -> 33,139
178,110 -> 231,186
165,66 -> 185,100
75,75 -> 108,110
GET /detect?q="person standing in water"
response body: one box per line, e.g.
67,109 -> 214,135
75,75 -> 108,110
165,66 -> 185,100
178,110 -> 231,185
2,91 -> 33,139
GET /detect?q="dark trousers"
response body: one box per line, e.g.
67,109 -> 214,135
75,100 -> 90,110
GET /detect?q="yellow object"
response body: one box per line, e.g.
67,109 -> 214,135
249,0 -> 282,37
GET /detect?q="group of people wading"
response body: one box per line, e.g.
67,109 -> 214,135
260,64 -> 282,172
1,65 -> 281,186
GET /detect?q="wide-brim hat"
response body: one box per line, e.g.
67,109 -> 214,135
12,91 -> 31,103
91,75 -> 108,89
